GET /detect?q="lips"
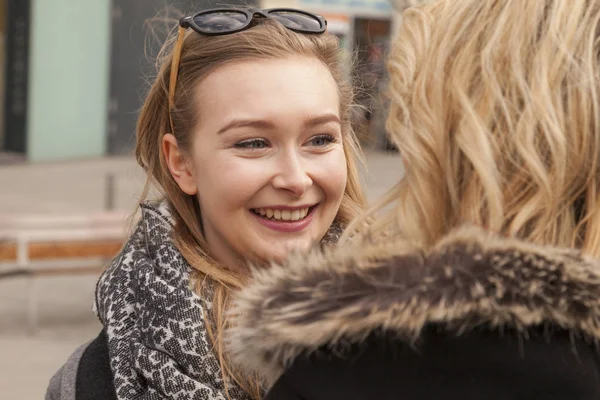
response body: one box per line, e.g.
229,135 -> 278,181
250,205 -> 318,233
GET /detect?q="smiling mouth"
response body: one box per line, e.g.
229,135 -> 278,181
250,206 -> 317,222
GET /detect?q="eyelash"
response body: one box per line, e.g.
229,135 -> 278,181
234,134 -> 337,150
308,134 -> 337,147
234,139 -> 269,149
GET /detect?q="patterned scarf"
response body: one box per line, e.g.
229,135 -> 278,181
94,201 -> 341,399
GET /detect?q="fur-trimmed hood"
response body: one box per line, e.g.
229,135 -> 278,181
227,226 -> 600,384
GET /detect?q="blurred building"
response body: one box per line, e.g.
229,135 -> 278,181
3,0 -> 111,162
0,0 -> 259,163
0,0 -> 403,163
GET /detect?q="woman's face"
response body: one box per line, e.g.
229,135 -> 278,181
164,56 -> 347,268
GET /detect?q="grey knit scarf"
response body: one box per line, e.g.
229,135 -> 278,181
94,201 -> 341,399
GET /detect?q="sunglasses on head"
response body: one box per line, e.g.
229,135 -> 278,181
167,8 -> 328,134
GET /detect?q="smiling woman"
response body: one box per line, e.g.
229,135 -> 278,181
164,57 -> 348,267
46,7 -> 366,400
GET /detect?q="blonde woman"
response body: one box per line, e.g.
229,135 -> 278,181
46,7 -> 366,400
229,1 -> 600,398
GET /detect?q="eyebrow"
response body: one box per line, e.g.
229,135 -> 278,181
303,113 -> 341,127
217,113 -> 341,135
217,119 -> 275,135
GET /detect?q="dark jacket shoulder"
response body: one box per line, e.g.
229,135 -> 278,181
46,330 -> 116,400
228,226 -> 600,399
267,326 -> 600,399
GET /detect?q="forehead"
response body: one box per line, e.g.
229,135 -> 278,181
195,56 -> 340,122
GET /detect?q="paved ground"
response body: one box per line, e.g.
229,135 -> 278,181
0,149 -> 403,399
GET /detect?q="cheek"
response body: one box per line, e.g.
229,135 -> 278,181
314,148 -> 348,202
193,156 -> 267,209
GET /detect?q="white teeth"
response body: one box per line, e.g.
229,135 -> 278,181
291,210 -> 300,221
252,207 -> 312,221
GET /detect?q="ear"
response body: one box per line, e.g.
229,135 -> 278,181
162,133 -> 198,195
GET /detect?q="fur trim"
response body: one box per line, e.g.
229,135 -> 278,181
227,226 -> 600,384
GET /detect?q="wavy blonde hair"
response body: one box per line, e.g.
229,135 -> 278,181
136,17 -> 366,399
348,0 -> 600,257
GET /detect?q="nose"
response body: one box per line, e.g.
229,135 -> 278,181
272,151 -> 313,198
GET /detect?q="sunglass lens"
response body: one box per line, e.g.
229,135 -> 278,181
193,11 -> 248,33
268,11 -> 323,32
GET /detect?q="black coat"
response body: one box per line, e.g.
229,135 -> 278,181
228,226 -> 600,399
265,326 -> 600,399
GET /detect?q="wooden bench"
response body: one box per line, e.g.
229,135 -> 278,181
0,212 -> 129,332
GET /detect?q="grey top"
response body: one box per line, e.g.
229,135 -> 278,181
45,341 -> 90,400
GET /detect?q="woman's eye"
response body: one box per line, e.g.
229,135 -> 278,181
234,139 -> 270,149
308,134 -> 336,147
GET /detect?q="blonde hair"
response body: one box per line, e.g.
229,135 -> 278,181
350,0 -> 600,257
135,17 -> 366,398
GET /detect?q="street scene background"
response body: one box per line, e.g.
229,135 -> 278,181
0,0 -> 406,398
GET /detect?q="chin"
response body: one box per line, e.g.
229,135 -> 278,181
259,241 -> 312,266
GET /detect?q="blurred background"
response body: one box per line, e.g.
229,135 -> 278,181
0,0 -> 407,398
